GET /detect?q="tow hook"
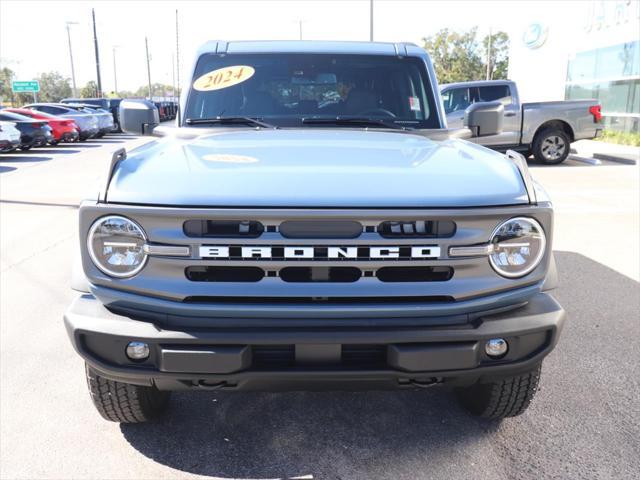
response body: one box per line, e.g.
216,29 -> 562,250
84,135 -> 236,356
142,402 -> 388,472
405,378 -> 442,389
194,380 -> 230,390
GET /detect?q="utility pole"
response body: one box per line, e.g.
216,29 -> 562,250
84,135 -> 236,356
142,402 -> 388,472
92,9 -> 102,97
175,9 -> 180,97
294,19 -> 307,40
370,0 -> 374,41
486,28 -> 492,80
171,52 -> 176,100
145,37 -> 152,100
112,46 -> 119,96
65,22 -> 78,97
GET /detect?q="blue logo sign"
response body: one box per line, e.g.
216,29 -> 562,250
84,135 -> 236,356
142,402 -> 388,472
523,23 -> 548,49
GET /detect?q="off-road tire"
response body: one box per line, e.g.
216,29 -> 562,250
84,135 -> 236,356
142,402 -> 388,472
455,364 -> 542,419
85,364 -> 170,423
532,128 -> 571,164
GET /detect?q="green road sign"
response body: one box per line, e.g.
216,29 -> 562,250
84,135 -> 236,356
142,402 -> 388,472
12,81 -> 40,93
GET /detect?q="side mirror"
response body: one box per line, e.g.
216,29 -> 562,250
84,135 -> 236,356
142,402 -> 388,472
464,101 -> 504,137
119,99 -> 159,135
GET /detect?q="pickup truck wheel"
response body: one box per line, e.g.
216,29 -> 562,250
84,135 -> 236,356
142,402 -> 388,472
533,129 -> 570,164
455,364 -> 541,419
85,365 -> 170,423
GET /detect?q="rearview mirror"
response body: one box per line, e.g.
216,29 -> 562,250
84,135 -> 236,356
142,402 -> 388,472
464,101 -> 504,137
119,99 -> 159,135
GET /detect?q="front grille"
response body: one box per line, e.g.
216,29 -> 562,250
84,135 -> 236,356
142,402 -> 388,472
82,204 -> 552,309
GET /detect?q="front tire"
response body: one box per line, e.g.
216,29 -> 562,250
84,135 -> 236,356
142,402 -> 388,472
20,145 -> 32,151
455,364 -> 541,419
85,365 -> 170,423
532,128 -> 570,164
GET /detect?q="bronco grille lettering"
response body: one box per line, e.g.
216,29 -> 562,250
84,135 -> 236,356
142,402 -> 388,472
199,245 -> 441,260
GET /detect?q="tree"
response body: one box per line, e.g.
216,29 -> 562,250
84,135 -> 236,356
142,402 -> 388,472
0,67 -> 16,105
133,83 -> 175,98
34,71 -> 72,102
483,31 -> 510,80
422,29 -> 510,83
422,28 -> 484,84
80,80 -> 99,98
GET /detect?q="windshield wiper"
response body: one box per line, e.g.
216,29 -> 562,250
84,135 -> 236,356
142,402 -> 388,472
185,116 -> 278,129
301,116 -> 412,130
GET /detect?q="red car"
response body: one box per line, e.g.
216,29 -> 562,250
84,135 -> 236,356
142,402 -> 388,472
4,108 -> 79,144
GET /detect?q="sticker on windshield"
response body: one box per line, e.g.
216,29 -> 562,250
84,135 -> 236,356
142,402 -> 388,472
409,96 -> 421,111
193,65 -> 255,91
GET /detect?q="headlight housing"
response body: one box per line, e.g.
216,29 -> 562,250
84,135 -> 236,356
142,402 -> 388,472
489,217 -> 546,278
87,215 -> 147,278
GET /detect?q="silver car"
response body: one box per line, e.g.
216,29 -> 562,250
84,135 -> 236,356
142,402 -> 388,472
22,103 -> 99,141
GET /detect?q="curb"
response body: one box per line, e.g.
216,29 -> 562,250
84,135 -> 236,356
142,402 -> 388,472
593,153 -> 638,165
568,154 -> 601,165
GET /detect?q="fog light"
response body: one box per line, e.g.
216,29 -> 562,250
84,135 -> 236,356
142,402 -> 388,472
485,338 -> 508,358
126,341 -> 150,360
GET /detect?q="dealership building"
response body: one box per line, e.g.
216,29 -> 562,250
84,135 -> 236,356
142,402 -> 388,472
508,0 -> 639,132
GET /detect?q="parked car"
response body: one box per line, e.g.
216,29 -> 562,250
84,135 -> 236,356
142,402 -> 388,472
61,97 -> 122,132
66,40 -> 565,424
440,79 -> 602,164
63,104 -> 114,137
22,103 -> 99,141
0,121 -> 21,153
0,111 -> 53,150
4,108 -> 79,144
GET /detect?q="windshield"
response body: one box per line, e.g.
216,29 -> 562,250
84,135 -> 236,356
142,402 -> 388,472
185,53 -> 441,128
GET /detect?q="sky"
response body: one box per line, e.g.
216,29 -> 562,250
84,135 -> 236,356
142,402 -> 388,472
0,0 -> 598,93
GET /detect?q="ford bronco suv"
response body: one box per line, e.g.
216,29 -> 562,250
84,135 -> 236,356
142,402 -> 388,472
64,41 -> 565,423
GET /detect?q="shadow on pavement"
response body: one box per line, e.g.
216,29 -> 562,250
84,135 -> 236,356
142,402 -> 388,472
0,155 -> 52,163
120,252 -> 640,480
0,165 -> 17,173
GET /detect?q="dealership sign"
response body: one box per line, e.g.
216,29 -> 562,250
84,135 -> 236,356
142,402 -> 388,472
522,23 -> 548,49
11,80 -> 40,93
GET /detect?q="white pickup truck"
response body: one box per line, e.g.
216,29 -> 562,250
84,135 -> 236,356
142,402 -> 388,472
440,79 -> 603,164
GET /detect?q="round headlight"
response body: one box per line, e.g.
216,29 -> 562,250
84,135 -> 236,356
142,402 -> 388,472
489,217 -> 546,278
87,215 -> 147,278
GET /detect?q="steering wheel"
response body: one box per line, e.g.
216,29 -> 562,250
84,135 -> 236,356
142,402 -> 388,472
356,108 -> 396,118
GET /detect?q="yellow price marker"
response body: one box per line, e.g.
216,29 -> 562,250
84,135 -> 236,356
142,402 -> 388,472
193,65 -> 255,91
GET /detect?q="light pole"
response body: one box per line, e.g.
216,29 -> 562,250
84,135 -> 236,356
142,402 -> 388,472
112,45 -> 120,96
370,0 -> 374,41
91,9 -> 102,97
65,21 -> 78,97
145,37 -> 152,100
293,19 -> 307,40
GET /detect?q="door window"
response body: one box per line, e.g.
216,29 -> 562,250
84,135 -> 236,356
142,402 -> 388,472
442,88 -> 471,114
478,85 -> 512,105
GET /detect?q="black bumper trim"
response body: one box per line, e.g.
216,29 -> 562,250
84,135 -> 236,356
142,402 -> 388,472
64,292 -> 565,389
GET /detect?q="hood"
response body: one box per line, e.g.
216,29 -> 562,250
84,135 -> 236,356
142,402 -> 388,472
106,129 -> 529,207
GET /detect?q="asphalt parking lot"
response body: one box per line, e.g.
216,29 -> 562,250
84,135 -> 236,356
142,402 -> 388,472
1,136 -> 639,479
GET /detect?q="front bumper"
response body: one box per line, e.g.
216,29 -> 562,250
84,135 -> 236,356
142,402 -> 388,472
64,292 -> 566,391
79,127 -> 99,140
0,139 -> 20,152
60,130 -> 79,142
